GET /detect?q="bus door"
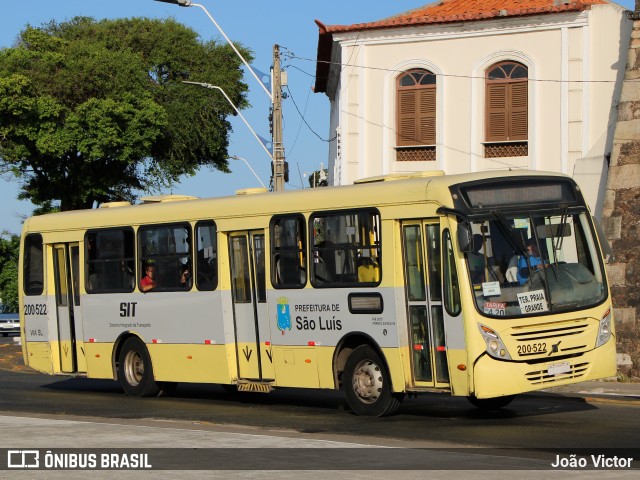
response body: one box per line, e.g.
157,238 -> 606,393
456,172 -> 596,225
401,221 -> 450,388
52,243 -> 85,373
228,231 -> 274,381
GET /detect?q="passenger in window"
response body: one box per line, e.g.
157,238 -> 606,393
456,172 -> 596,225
506,255 -> 519,285
180,263 -> 191,289
517,238 -> 544,285
140,263 -> 157,292
357,253 -> 380,283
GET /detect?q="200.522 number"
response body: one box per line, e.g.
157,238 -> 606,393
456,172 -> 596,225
24,304 -> 48,316
517,342 -> 547,355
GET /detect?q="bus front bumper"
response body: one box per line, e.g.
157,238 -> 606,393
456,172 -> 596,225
472,338 -> 617,399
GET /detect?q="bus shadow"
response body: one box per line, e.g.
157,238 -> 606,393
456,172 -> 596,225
178,382 -> 349,411
41,377 -> 598,420
42,377 -> 124,394
397,391 -> 599,419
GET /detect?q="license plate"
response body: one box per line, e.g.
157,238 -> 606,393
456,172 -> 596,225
548,362 -> 571,376
517,342 -> 547,356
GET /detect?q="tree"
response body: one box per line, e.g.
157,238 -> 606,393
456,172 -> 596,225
0,232 -> 19,312
0,17 -> 251,210
308,167 -> 328,188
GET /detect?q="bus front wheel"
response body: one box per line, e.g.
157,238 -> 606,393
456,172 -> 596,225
117,337 -> 161,397
343,345 -> 403,417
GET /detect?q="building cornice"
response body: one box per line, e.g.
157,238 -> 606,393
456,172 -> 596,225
333,11 -> 589,47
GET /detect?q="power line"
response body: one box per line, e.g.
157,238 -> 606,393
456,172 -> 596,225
283,52 -> 640,84
279,45 -> 639,149
285,85 -> 336,143
282,63 -> 315,78
286,78 -> 314,156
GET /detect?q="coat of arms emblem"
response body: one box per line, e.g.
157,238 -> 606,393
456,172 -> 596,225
277,297 -> 291,335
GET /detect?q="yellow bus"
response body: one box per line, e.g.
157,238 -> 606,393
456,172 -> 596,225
18,170 -> 615,416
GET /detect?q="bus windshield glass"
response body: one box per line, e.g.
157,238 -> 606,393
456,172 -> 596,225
464,211 -> 606,318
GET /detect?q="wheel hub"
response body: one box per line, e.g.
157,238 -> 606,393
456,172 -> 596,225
124,350 -> 144,386
352,360 -> 382,404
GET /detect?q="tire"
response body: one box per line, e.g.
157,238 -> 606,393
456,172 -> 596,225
467,394 -> 515,410
343,345 -> 403,417
117,337 -> 161,397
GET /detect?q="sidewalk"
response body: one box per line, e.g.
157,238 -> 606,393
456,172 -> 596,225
540,378 -> 640,404
1,413 -> 637,479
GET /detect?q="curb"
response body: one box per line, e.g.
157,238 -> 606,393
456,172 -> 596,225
533,384 -> 640,404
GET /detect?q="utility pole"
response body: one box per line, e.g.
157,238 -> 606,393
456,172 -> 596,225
271,44 -> 286,192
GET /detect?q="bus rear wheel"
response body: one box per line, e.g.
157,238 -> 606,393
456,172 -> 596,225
467,394 -> 515,410
117,337 -> 161,397
343,345 -> 403,417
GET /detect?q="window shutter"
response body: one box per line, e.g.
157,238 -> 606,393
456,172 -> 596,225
397,70 -> 436,147
418,88 -> 436,145
486,83 -> 508,141
509,81 -> 528,140
398,90 -> 417,146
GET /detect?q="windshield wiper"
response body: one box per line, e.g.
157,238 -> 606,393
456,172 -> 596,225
536,206 -> 569,286
491,210 -> 541,287
551,205 -> 569,269
491,210 -> 527,256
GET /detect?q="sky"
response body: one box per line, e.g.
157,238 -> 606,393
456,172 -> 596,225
0,0 -> 636,235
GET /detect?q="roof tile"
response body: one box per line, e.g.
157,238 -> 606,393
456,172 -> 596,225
320,0 -> 610,33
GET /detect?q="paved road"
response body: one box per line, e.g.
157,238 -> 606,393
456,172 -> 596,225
1,343 -> 638,478
1,344 -> 639,448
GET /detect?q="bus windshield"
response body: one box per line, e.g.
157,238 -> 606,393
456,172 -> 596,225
464,210 -> 607,318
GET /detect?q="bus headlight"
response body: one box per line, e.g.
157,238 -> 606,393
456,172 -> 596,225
596,308 -> 612,348
478,324 -> 512,360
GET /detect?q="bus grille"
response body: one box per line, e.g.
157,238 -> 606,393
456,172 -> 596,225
511,321 -> 589,342
525,362 -> 590,385
510,320 -> 592,358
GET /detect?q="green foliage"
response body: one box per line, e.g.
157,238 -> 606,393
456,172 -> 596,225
308,168 -> 328,188
0,17 -> 251,210
0,232 -> 19,312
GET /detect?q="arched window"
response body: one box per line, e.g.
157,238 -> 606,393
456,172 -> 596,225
396,69 -> 436,161
485,61 -> 528,158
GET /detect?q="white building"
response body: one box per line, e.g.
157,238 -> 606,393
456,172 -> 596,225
314,0 -> 632,217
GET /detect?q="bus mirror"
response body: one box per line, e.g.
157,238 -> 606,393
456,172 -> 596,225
457,222 -> 473,253
593,216 -> 614,264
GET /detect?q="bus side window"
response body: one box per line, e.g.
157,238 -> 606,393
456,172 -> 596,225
270,215 -> 306,289
85,229 -> 135,293
23,233 -> 44,296
195,221 -> 218,291
138,223 -> 192,292
443,229 -> 461,316
311,209 -> 381,287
